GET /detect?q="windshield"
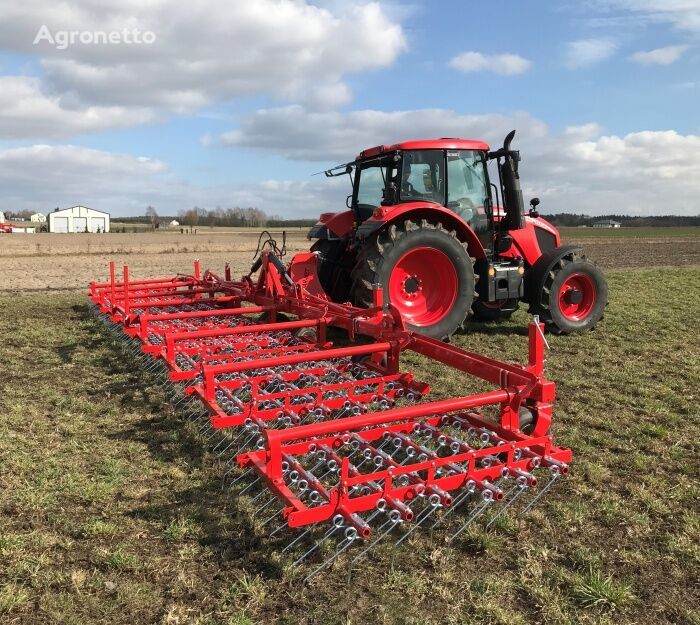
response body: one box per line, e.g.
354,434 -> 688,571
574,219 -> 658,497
399,150 -> 445,204
447,149 -> 490,236
355,165 -> 387,211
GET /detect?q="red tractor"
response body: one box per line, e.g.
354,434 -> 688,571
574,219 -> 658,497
305,131 -> 607,339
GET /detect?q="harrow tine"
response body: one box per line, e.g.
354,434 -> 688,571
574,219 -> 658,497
447,494 -> 494,544
429,482 -> 475,530
350,514 -> 401,566
395,497 -> 439,546
254,494 -> 279,516
239,476 -> 261,496
293,517 -> 344,566
485,484 -> 527,530
522,471 -> 561,515
304,528 -> 358,584
269,520 -> 289,538
282,527 -> 313,554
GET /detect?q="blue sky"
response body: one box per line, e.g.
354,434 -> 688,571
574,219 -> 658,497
0,0 -> 698,216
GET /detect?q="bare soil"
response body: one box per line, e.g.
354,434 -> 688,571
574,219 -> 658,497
0,228 -> 698,292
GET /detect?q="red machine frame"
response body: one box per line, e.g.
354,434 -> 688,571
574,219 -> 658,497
89,253 -> 571,541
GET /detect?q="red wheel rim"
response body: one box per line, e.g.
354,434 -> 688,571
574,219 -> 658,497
558,273 -> 596,321
388,247 -> 457,326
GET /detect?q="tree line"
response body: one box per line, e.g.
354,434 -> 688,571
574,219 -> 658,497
541,213 -> 700,227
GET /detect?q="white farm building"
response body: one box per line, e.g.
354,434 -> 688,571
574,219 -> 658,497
48,206 -> 110,233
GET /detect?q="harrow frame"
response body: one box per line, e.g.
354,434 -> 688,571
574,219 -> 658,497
88,252 -> 571,572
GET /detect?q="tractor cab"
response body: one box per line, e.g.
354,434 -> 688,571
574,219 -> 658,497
349,144 -> 494,251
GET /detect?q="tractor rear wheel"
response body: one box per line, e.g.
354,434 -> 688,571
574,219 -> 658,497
530,251 -> 607,334
351,220 -> 475,340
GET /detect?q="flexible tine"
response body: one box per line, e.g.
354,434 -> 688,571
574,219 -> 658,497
350,517 -> 399,566
429,488 -> 474,530
239,476 -> 261,496
448,497 -> 494,543
395,502 -> 439,546
486,485 -> 527,529
282,527 -> 313,554
293,523 -> 342,566
304,534 -> 357,584
522,472 -> 561,514
260,505 -> 285,528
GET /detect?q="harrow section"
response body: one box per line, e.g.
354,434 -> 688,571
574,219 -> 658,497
89,254 -> 571,580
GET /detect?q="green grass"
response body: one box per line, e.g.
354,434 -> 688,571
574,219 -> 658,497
0,267 -> 699,624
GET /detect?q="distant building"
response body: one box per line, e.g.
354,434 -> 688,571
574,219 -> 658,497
48,206 -> 110,233
593,219 -> 621,229
170,219 -> 180,227
31,212 -> 46,223
0,211 -> 5,223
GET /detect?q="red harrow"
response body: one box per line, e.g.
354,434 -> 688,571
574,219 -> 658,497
88,253 -> 571,580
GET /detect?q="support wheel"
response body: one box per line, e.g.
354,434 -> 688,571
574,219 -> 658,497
351,220 -> 475,340
530,251 -> 607,334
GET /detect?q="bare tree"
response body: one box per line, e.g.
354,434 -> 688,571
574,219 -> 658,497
146,205 -> 159,229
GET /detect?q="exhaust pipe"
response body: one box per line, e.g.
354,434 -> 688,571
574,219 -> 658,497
490,130 -> 525,231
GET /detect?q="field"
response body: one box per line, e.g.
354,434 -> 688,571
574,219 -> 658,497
1,226 -> 698,292
0,228 -> 699,625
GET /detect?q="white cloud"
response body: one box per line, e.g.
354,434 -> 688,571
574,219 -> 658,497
593,1 -> 700,35
0,1 -> 406,137
449,51 -> 531,75
220,106 -> 548,161
218,106 -> 700,216
2,122 -> 700,217
564,38 -> 618,67
0,76 -> 153,139
0,143 -> 349,217
630,45 -> 688,64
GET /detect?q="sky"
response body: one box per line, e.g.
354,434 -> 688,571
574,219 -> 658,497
0,0 -> 699,218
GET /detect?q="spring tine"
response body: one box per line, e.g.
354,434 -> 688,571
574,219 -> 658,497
293,523 -> 341,565
522,472 -> 561,514
282,527 -> 313,554
239,476 -> 261,496
395,502 -> 439,546
254,494 -> 279,516
486,484 -> 527,529
304,533 -> 357,584
269,520 -> 289,538
429,488 -> 473,530
249,485 -> 271,504
350,517 -> 399,566
447,496 -> 494,543
260,505 -> 285,528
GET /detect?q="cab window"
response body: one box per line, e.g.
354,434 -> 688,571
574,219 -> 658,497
399,150 -> 445,205
447,150 -> 490,235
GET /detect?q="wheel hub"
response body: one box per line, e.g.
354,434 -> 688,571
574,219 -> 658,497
402,275 -> 421,298
388,247 -> 458,327
558,273 -> 596,321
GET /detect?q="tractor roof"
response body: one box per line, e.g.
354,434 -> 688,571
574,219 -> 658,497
358,138 -> 489,160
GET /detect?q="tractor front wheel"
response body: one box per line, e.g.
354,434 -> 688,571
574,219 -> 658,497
351,220 -> 475,340
531,252 -> 607,334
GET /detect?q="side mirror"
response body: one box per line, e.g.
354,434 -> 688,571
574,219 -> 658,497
346,194 -> 353,209
529,197 -> 540,218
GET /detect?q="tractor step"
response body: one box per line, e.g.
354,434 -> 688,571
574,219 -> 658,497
88,255 -> 571,580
